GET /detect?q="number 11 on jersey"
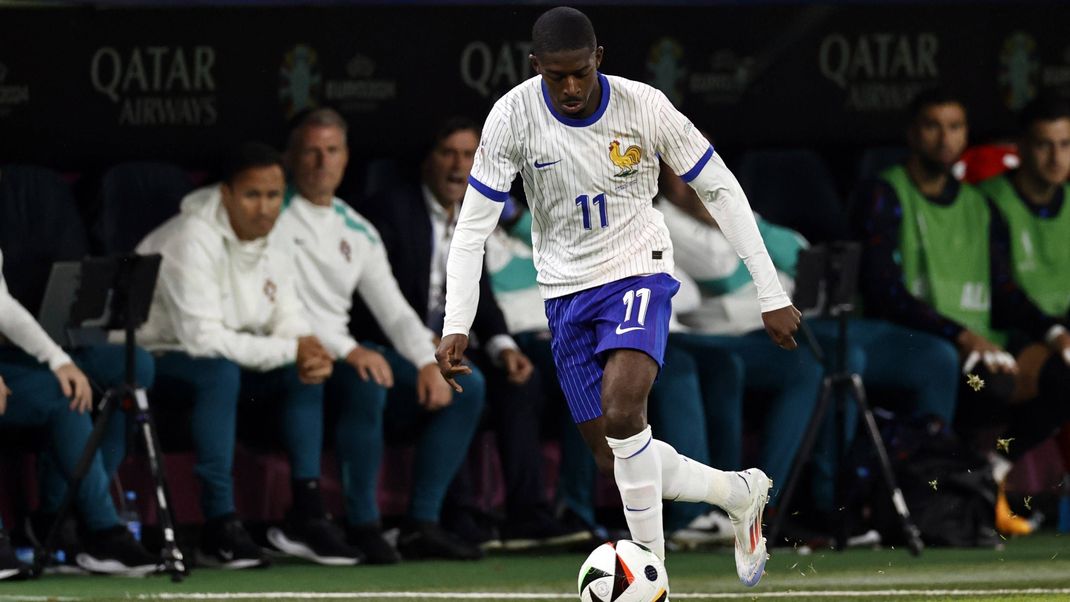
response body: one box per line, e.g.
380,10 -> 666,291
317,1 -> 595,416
575,193 -> 608,230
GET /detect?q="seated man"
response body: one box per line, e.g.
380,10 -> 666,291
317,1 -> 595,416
978,95 -> 1070,529
137,143 -> 358,567
357,117 -> 556,556
0,249 -> 156,576
276,108 -> 483,562
855,89 -> 1070,534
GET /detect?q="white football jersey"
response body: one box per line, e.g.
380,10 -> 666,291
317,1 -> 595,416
468,73 -> 713,299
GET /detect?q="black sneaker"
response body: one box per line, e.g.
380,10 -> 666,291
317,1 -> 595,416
267,515 -> 362,566
443,507 -> 501,551
347,523 -> 401,565
0,530 -> 28,581
197,515 -> 268,570
76,526 -> 158,576
500,506 -> 592,550
397,521 -> 483,561
24,512 -> 83,574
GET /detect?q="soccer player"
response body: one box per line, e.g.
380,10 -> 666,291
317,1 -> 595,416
436,7 -> 800,586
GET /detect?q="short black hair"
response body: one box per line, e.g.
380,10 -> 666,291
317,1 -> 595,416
426,116 -> 480,158
221,142 -> 283,185
907,87 -> 966,125
1018,95 -> 1070,131
532,6 -> 596,57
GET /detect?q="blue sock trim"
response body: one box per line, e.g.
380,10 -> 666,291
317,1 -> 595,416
622,436 -> 653,460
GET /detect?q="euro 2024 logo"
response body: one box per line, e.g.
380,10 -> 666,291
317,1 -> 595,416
999,32 -> 1040,111
279,44 -> 322,118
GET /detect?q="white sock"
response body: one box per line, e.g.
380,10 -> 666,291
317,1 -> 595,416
607,425 -> 665,560
654,439 -> 750,512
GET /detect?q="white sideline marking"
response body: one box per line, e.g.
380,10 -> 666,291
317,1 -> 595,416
3,590 -> 1070,600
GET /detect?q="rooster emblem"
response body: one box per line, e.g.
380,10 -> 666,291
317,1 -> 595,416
609,140 -> 642,177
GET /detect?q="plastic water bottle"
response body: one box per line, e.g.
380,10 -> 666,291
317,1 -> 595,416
122,490 -> 142,542
14,547 -> 34,565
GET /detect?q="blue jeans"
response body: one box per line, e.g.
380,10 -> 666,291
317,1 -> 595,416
343,347 -> 486,524
0,346 -> 152,531
152,352 -> 323,519
37,344 -> 156,516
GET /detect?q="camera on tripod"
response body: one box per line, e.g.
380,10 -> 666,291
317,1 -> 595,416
768,240 -> 925,556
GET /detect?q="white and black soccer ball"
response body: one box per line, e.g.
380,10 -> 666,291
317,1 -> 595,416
577,540 -> 668,602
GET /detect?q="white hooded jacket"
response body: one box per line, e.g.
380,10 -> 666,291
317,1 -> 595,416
136,185 -> 310,371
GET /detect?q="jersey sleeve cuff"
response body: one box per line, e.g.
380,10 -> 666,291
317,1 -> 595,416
467,175 -> 510,202
679,146 -> 715,183
758,292 -> 793,314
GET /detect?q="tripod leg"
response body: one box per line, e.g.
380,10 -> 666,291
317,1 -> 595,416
132,388 -> 187,581
768,376 -> 835,546
849,374 -> 924,556
33,393 -> 119,576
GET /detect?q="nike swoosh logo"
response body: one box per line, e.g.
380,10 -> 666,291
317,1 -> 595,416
534,159 -> 561,169
625,505 -> 652,512
615,325 -> 645,335
219,549 -> 234,561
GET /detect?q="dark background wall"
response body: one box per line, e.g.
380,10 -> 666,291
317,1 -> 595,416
1,1 -> 1068,183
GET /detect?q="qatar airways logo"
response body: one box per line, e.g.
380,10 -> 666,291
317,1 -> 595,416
90,45 -> 218,126
819,33 -> 940,111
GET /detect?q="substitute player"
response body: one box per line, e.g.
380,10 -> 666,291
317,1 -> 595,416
435,6 -> 800,587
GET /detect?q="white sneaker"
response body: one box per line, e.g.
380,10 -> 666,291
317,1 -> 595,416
726,468 -> 771,587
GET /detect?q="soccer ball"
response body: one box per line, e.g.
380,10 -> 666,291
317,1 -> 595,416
577,540 -> 668,602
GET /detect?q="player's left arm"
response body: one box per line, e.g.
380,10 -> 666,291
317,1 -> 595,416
653,90 -> 799,348
688,155 -> 800,349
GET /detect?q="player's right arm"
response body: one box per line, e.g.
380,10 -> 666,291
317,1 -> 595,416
438,103 -> 520,388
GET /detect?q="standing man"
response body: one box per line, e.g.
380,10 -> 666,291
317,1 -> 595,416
278,108 -> 485,562
437,7 -> 799,586
137,143 -> 358,568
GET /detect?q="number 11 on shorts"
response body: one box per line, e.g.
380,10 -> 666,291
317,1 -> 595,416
622,288 -> 650,325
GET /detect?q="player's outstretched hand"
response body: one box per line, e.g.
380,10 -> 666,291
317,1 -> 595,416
436,334 -> 473,392
762,304 -> 802,350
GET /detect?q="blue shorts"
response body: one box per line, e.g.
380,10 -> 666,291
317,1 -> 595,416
544,273 -> 680,423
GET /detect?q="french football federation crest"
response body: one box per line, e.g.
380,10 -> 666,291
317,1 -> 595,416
609,140 -> 642,177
